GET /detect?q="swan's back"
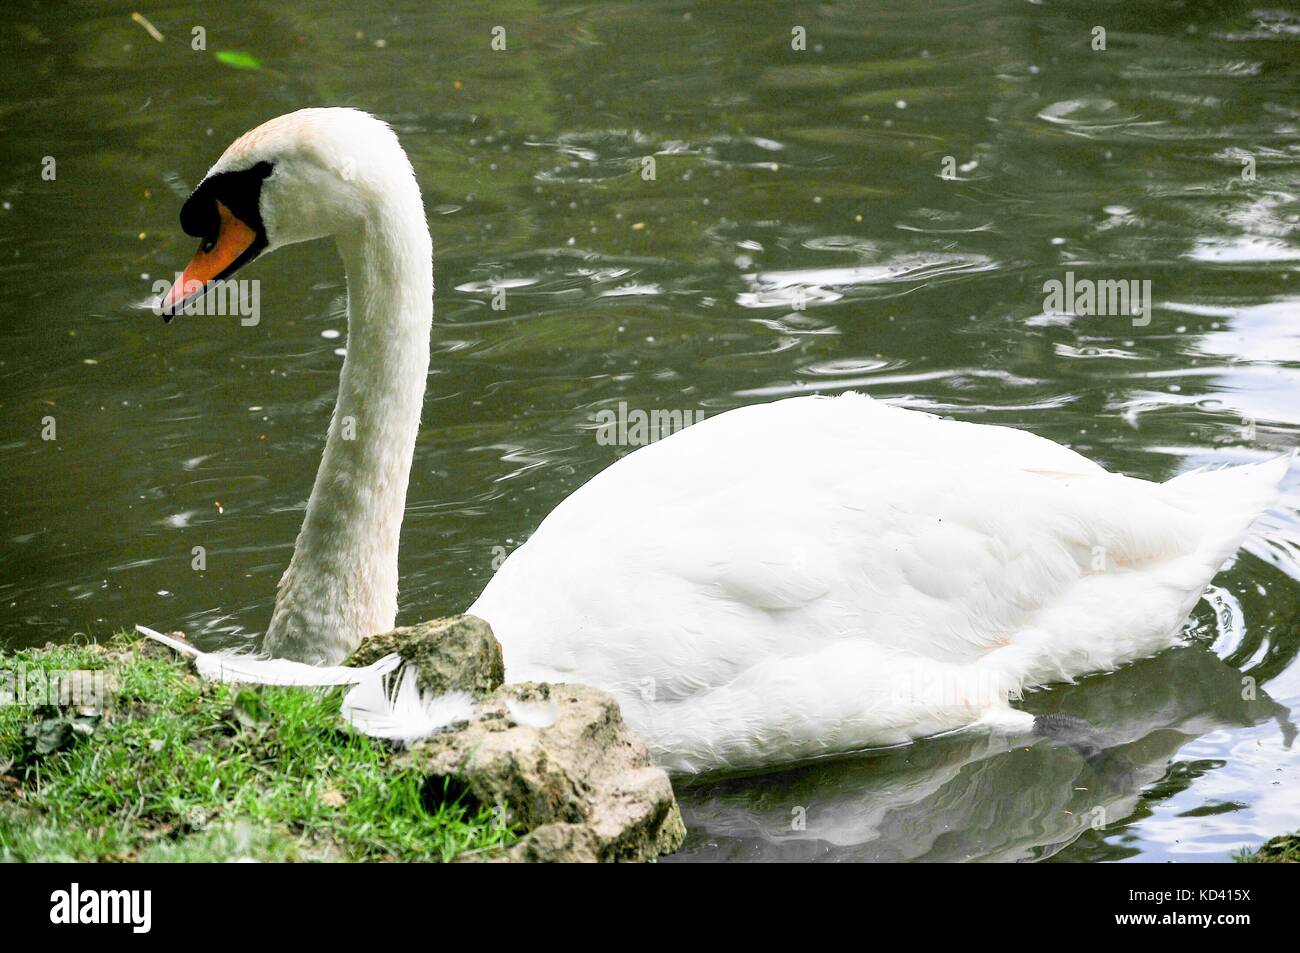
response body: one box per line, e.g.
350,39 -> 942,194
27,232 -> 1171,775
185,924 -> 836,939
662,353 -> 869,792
469,393 -> 1285,772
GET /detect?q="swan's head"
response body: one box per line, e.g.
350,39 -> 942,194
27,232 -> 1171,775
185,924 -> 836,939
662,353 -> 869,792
162,108 -> 415,319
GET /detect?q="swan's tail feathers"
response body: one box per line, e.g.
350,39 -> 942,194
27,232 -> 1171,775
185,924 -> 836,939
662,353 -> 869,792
134,624 -> 401,687
1242,489 -> 1300,583
340,665 -> 475,745
1165,453 -> 1296,576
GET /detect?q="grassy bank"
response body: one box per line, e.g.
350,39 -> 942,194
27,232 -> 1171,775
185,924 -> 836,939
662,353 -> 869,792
0,635 -> 514,862
1236,833 -> 1300,863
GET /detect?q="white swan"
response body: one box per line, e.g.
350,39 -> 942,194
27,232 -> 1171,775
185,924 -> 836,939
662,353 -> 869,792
160,108 -> 1291,774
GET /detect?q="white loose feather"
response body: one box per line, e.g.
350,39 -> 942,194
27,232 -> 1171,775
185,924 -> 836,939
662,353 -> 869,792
340,665 -> 476,744
505,698 -> 558,728
135,624 -> 401,686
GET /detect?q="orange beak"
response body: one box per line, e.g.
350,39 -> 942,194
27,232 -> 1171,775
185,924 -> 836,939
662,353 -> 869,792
162,201 -> 258,319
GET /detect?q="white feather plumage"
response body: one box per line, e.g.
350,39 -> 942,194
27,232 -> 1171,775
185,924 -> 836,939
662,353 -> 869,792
137,625 -> 468,745
135,624 -> 400,686
340,665 -> 475,744
470,396 -> 1296,773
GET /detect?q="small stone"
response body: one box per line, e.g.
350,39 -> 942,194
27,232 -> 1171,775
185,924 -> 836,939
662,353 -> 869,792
346,615 -> 504,698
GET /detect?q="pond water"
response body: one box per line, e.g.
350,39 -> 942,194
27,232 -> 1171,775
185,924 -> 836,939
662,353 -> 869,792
2,1 -> 1299,861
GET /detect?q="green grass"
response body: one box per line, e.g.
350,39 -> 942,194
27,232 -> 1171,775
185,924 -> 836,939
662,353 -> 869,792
1235,832 -> 1300,863
0,635 -> 515,862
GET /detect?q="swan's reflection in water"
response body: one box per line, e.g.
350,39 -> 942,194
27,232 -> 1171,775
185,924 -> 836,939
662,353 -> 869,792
669,646 -> 1294,862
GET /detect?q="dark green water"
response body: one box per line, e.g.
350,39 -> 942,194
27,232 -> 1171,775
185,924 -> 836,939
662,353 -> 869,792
2,1 -> 1298,861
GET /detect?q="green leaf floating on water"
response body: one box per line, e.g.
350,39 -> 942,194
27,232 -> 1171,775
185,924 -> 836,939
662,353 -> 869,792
214,50 -> 262,70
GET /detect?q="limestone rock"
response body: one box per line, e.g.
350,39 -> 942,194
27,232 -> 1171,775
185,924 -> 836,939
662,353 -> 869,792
400,681 -> 685,862
351,615 -> 685,861
346,615 -> 504,698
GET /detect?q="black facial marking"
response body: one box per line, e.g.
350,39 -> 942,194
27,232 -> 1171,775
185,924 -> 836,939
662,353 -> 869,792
179,160 -> 274,248
164,161 -> 274,323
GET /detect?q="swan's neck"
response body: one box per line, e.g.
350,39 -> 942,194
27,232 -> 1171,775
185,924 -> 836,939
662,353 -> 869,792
264,188 -> 432,664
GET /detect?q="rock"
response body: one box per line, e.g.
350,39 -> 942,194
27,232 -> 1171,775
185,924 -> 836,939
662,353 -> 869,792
346,615 -> 504,698
399,681 -> 685,863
